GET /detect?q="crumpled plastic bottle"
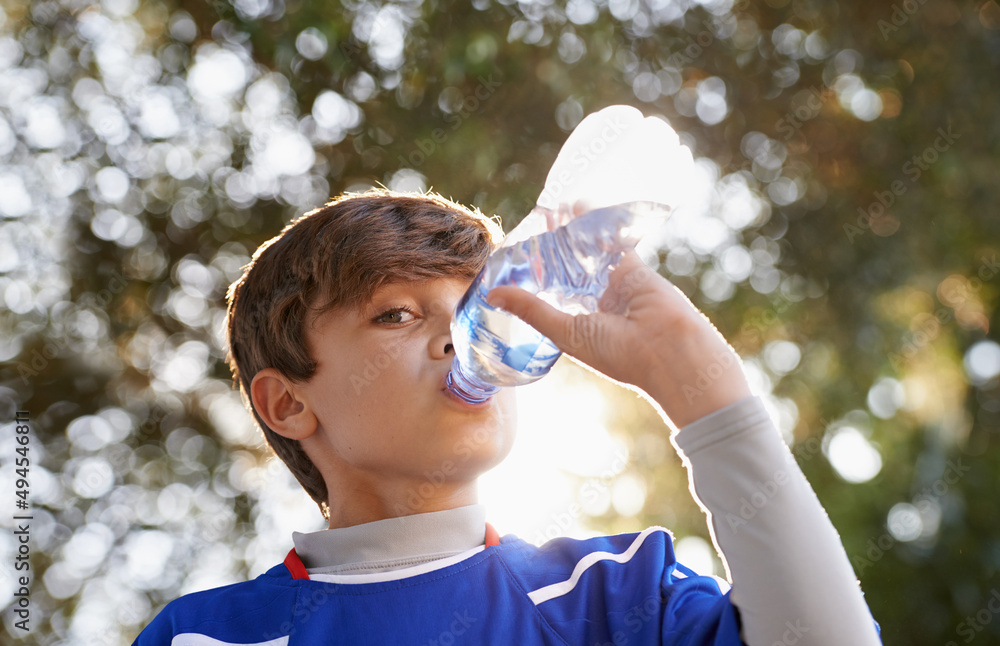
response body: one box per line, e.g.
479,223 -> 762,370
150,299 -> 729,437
446,105 -> 695,404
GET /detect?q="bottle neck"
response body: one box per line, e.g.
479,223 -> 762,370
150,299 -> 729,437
445,357 -> 500,404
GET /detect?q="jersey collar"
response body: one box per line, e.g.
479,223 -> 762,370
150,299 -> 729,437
285,522 -> 500,581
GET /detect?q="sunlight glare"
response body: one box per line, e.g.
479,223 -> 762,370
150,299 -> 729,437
479,362 -> 628,544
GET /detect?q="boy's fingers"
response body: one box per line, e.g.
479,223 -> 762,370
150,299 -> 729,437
486,286 -> 571,343
600,251 -> 654,313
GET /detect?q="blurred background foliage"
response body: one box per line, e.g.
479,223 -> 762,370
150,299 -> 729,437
0,0 -> 999,643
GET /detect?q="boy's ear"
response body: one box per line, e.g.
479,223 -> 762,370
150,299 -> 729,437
250,369 -> 317,440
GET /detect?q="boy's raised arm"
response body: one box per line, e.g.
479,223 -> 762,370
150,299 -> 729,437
487,250 -> 882,645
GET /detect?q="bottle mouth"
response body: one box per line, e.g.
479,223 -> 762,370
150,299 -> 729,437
445,363 -> 500,404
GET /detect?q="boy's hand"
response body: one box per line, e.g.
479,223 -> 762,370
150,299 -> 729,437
486,250 -> 752,428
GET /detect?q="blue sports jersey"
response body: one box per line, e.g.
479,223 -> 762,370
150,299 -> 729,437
133,527 -> 743,645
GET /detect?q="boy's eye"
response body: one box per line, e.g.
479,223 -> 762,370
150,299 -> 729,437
374,306 -> 416,325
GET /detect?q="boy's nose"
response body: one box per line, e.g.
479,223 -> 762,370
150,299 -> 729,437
430,330 -> 456,360
429,292 -> 459,358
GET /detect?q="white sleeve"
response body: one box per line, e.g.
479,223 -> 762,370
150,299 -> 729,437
671,396 -> 881,646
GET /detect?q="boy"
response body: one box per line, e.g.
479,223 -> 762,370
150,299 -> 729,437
134,189 -> 881,645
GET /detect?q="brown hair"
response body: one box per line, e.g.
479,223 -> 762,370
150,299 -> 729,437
225,189 -> 504,517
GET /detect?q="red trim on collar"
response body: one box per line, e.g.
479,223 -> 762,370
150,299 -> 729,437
283,523 -> 501,580
284,548 -> 311,580
485,522 -> 500,548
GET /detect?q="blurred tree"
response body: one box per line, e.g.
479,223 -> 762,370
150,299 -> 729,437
0,0 -> 998,643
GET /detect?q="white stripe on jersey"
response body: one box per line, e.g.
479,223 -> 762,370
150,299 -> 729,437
527,527 -> 669,605
170,635 -> 289,646
309,546 -> 487,584
665,555 -> 733,594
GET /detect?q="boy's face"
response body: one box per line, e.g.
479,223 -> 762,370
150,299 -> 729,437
297,276 -> 517,514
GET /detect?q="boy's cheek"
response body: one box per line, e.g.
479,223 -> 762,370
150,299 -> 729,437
334,348 -> 415,401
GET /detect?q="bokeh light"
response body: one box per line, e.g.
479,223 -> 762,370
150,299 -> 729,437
824,425 -> 883,484
0,0 -> 994,643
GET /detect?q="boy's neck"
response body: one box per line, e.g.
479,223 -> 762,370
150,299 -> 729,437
324,481 -> 480,530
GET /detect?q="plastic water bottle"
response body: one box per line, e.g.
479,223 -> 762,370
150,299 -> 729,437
445,106 -> 694,404
445,201 -> 668,403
